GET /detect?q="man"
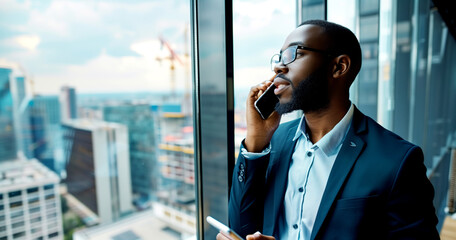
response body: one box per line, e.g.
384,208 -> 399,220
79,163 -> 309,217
218,20 -> 439,240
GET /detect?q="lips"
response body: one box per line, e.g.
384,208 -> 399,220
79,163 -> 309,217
273,78 -> 291,95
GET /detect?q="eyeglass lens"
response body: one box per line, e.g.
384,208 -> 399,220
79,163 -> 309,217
270,46 -> 297,71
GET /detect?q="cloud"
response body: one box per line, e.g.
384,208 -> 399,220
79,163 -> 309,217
32,48 -> 191,94
234,66 -> 273,89
15,35 -> 41,51
233,0 -> 295,68
130,39 -> 166,59
234,0 -> 294,38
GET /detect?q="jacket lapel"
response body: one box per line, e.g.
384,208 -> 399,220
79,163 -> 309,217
310,108 -> 367,240
263,122 -> 298,236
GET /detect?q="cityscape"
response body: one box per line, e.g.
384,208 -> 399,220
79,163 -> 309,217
0,1 -> 293,239
0,57 -> 251,240
0,61 -> 196,239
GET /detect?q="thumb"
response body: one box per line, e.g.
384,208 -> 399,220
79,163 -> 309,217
246,231 -> 276,240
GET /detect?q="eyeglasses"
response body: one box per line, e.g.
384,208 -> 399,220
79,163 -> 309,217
270,45 -> 333,71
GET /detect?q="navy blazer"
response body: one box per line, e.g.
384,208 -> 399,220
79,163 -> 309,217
229,107 -> 439,240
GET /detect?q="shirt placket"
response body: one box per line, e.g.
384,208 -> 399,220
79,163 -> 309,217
296,140 -> 316,239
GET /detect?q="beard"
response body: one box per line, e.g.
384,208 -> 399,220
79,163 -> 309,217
275,66 -> 330,115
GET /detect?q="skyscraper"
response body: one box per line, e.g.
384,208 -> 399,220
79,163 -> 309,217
10,75 -> 33,160
60,86 -> 77,122
154,103 -> 196,236
0,67 -> 16,161
101,104 -> 158,208
29,95 -> 63,174
62,119 -> 133,224
0,158 -> 63,240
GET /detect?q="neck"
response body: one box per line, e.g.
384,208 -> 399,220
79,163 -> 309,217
304,99 -> 350,144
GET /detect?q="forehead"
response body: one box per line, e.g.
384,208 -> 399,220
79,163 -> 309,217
281,24 -> 329,51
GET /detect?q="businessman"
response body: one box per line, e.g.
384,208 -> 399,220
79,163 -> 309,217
218,20 -> 439,240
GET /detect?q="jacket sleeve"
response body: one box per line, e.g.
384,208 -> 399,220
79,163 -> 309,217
386,146 -> 440,239
229,141 -> 270,238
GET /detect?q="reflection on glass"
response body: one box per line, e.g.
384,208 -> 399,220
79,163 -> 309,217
0,1 -> 194,239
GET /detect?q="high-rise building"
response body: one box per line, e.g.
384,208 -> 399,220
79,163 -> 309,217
101,104 -> 158,208
59,86 -> 77,122
10,75 -> 34,160
62,119 -> 133,224
29,95 -> 63,175
154,104 -> 195,236
0,67 -> 16,161
0,158 -> 63,240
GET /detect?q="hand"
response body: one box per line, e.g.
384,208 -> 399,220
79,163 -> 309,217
216,231 -> 243,240
245,79 -> 281,152
246,232 -> 276,240
216,231 -> 275,240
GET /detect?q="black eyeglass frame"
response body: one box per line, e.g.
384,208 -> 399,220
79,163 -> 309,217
270,45 -> 334,71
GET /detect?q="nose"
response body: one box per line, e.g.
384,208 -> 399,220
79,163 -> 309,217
273,62 -> 288,74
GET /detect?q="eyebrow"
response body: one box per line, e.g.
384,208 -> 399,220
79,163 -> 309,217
281,41 -> 306,52
287,41 -> 305,47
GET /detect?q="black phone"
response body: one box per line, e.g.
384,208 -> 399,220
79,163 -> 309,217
254,84 -> 279,119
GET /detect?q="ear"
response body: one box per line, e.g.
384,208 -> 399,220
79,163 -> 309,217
332,54 -> 351,79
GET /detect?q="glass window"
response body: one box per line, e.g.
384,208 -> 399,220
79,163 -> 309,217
1,1 -> 194,239
300,0 -> 326,22
8,191 -> 21,198
27,187 -> 39,194
233,0 -> 297,151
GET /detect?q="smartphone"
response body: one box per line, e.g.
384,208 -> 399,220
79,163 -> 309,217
254,83 -> 279,120
206,216 -> 245,240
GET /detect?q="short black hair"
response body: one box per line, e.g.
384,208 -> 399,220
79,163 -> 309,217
299,19 -> 362,81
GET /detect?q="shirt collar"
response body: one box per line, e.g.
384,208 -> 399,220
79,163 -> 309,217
293,103 -> 354,156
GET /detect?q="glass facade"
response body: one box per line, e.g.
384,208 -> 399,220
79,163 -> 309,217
0,68 -> 16,161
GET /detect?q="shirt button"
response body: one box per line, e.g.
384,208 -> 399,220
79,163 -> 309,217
307,151 -> 313,157
293,224 -> 298,229
298,187 -> 304,192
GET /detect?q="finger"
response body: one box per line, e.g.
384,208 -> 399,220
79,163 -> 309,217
246,232 -> 275,240
216,232 -> 230,240
246,231 -> 261,240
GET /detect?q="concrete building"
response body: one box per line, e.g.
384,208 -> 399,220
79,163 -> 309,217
155,104 -> 196,237
62,119 -> 133,224
0,158 -> 63,240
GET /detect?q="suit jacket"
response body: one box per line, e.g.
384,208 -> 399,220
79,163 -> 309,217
229,107 -> 439,240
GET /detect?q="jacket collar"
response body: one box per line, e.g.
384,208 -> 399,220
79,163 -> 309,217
310,106 -> 367,240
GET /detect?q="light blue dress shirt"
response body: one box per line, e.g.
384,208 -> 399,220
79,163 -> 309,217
241,104 -> 354,240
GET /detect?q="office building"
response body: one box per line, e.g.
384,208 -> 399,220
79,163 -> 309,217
60,86 -> 77,122
62,119 -> 133,224
102,104 -> 158,208
0,67 -> 16,161
0,158 -> 63,240
10,75 -> 34,160
29,95 -> 64,175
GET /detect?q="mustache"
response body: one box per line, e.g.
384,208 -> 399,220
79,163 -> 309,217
275,73 -> 295,89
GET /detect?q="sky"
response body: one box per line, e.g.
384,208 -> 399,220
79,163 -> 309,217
0,0 -> 294,94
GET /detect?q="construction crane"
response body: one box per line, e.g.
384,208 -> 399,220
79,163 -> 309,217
156,36 -> 184,98
155,24 -> 192,116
